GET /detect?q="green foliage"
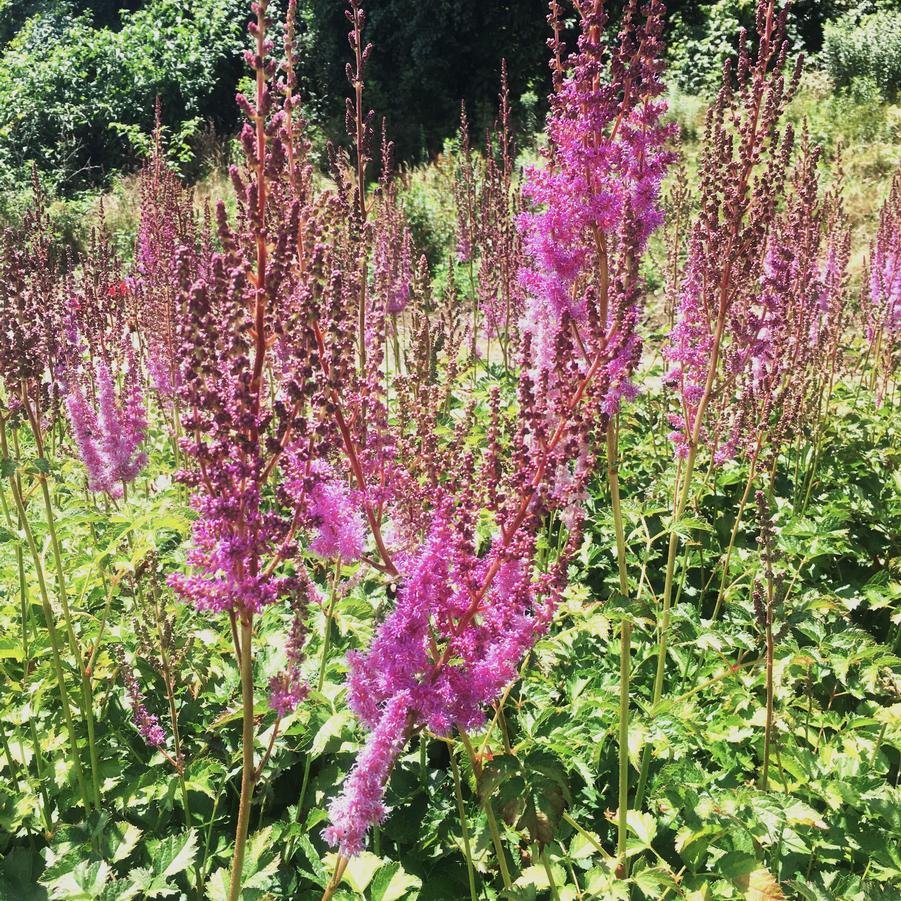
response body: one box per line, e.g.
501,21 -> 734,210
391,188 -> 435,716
4,346 -> 897,897
823,7 -> 901,100
790,71 -> 901,149
299,0 -> 551,164
668,0 -> 759,93
0,0 -> 246,192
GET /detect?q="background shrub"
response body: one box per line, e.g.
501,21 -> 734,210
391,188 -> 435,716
0,0 -> 246,192
823,6 -> 901,99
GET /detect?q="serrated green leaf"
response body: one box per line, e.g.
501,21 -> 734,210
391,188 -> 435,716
310,711 -> 355,758
370,860 -> 421,901
342,852 -> 382,894
152,829 -> 197,879
626,811 -> 657,849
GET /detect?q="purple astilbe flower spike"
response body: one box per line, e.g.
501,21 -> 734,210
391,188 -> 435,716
867,166 -> 901,405
116,646 -> 167,750
64,342 -> 148,497
518,0 -> 674,410
323,691 -> 412,857
664,0 -> 803,462
65,378 -> 109,494
307,463 -> 366,564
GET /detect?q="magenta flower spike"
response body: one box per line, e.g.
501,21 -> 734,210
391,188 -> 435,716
867,167 -> 901,404
65,343 -> 148,498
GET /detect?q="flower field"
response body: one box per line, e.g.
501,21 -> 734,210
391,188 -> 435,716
0,1 -> 899,899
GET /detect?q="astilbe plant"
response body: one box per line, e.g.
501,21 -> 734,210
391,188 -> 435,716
320,0 -> 674,883
638,0 -> 804,805
64,345 -> 148,498
160,0 -> 445,894
0,175 -> 66,426
477,62 -> 527,367
0,178 -> 104,813
710,133 -> 849,470
59,212 -> 151,497
866,166 -> 901,407
664,0 -> 802,465
513,0 -> 674,863
135,108 -> 204,403
707,133 -> 852,618
450,65 -> 527,369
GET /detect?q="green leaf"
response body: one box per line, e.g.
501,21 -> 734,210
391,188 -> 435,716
102,821 -> 142,864
626,811 -> 657,849
478,754 -> 520,800
294,834 -> 328,887
310,711 -> 355,758
0,639 -> 23,661
632,867 -> 676,898
341,852 -> 382,894
42,859 -> 111,900
204,867 -> 229,901
29,457 -> 50,475
125,866 -> 176,899
370,860 -> 422,901
151,829 -> 197,879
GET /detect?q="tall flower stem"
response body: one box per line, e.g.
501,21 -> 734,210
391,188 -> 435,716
2,456 -> 91,811
607,418 -> 632,870
460,729 -> 512,890
24,396 -> 101,807
607,420 -> 629,597
448,740 -> 478,901
541,846 -> 560,901
295,564 -> 341,824
636,302 -> 728,809
617,619 -> 632,871
228,617 -> 256,901
321,855 -> 350,901
761,608 -> 775,791
0,474 -> 30,671
759,528 -> 777,792
711,449 -> 761,622
150,580 -> 197,890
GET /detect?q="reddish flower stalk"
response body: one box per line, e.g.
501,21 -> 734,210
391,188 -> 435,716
866,166 -> 901,406
135,105 -> 201,401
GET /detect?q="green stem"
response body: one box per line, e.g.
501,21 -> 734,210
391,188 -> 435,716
608,418 -> 634,871
617,620 -> 632,872
460,730 -> 512,890
153,592 -> 199,895
760,594 -> 775,792
0,716 -> 21,788
27,718 -> 53,834
541,847 -> 560,901
711,453 -> 759,622
561,811 -> 613,861
7,470 -> 91,811
295,565 -> 341,825
228,617 -> 256,901
636,438 -> 701,809
28,409 -> 101,809
201,790 -> 224,887
607,420 -> 629,598
449,743 -> 478,901
871,722 -> 887,769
